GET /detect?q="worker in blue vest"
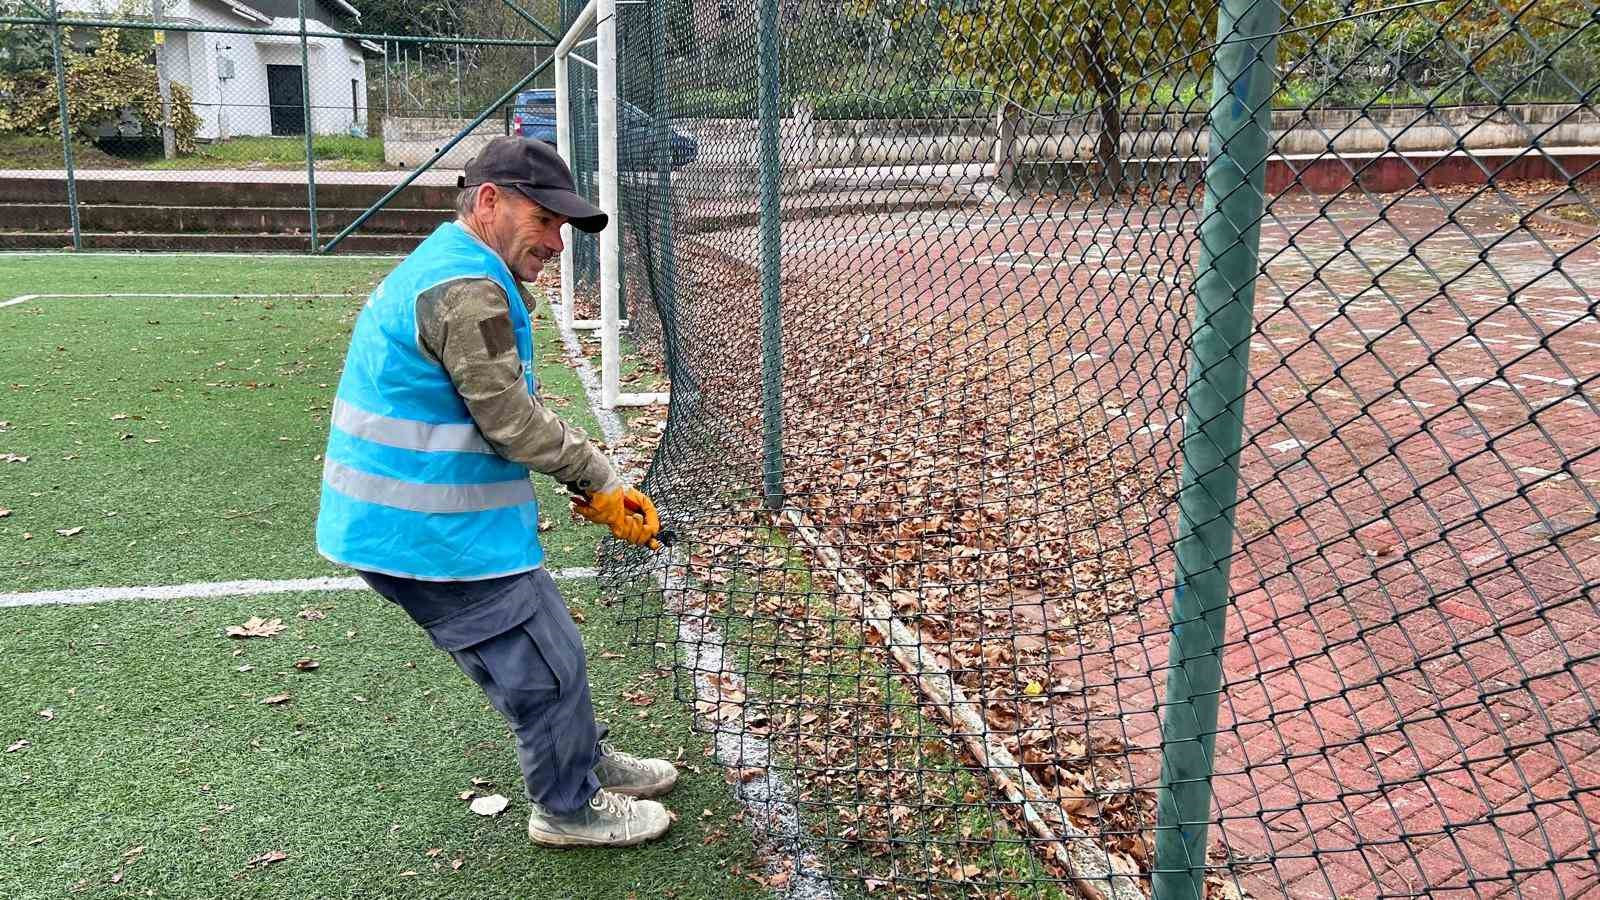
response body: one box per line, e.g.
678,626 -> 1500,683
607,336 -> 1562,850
316,136 -> 674,848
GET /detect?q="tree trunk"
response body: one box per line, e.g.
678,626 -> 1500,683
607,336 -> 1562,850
152,0 -> 176,158
994,100 -> 1019,192
1086,24 -> 1122,192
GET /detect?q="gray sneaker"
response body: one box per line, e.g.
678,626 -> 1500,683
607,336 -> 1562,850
527,789 -> 671,848
594,741 -> 679,799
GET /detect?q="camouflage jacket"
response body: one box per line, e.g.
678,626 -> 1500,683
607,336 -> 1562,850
414,277 -> 621,496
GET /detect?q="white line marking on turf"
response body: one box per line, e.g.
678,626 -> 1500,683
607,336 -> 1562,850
551,300 -> 835,899
0,250 -> 405,260
3,292 -> 352,309
0,568 -> 599,609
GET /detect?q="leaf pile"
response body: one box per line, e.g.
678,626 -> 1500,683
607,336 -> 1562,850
595,236 -> 1189,896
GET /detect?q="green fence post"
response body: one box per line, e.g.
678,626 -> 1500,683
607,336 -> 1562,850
1152,0 -> 1280,897
47,0 -> 80,250
756,0 -> 782,510
297,0 -> 318,251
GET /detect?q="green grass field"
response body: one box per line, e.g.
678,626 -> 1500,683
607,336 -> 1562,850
0,253 -> 762,899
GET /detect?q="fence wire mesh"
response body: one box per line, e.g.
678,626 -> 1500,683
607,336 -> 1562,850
588,0 -> 1600,897
0,0 -> 553,252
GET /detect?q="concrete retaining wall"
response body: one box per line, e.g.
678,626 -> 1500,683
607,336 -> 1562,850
675,103 -> 819,197
382,116 -> 509,168
809,103 -> 1600,167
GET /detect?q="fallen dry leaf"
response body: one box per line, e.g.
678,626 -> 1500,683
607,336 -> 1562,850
292,659 -> 319,671
226,617 -> 287,639
398,870 -> 419,877
451,858 -> 463,871
246,849 -> 288,868
2,453 -> 28,463
6,738 -> 29,753
236,664 -> 254,673
297,608 -> 326,621
0,508 -> 11,518
259,693 -> 291,706
38,708 -> 54,720
55,526 -> 83,537
424,848 -> 443,858
469,794 -> 509,817
456,790 -> 474,801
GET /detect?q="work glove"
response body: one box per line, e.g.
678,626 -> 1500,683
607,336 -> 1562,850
571,486 -> 661,548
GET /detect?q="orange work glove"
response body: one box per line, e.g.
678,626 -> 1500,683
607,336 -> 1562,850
571,486 -> 661,548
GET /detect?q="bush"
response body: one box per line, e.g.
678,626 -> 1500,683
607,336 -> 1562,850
673,84 -> 992,120
0,28 -> 200,153
806,85 -> 990,119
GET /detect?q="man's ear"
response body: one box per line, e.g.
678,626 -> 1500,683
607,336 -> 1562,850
475,183 -> 499,218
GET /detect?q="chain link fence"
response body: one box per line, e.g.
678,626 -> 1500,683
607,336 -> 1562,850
0,0 -> 555,252
589,0 -> 1600,897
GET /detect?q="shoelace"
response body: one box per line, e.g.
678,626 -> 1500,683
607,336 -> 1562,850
590,789 -> 637,819
599,742 -> 651,773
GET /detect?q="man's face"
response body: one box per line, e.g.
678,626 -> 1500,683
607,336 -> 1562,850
476,185 -> 568,283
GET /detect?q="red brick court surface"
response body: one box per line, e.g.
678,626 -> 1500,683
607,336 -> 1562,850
748,181 -> 1599,898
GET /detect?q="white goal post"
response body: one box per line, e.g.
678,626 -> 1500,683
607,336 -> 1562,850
554,0 -> 667,410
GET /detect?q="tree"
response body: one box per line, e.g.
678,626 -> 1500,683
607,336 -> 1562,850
938,0 -> 1214,190
856,0 -> 1213,191
1277,0 -> 1597,106
0,26 -> 201,152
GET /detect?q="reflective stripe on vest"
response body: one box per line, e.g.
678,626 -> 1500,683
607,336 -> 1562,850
331,398 -> 496,455
322,458 -> 535,514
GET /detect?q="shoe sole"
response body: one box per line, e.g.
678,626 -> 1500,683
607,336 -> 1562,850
605,772 -> 679,800
527,822 -> 670,849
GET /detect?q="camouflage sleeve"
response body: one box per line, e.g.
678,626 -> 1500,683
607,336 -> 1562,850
415,278 -> 622,495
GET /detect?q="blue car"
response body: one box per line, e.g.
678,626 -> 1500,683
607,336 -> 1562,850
509,89 -> 698,170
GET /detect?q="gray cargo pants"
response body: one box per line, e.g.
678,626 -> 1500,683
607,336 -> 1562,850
359,567 -> 604,815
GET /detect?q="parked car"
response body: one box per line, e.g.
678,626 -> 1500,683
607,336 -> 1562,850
509,89 -> 698,170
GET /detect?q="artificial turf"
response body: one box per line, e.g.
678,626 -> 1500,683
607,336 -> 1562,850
1,255 -> 614,590
0,253 -> 761,899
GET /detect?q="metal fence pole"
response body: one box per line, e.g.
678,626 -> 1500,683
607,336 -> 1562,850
381,41 -> 390,130
297,0 -> 318,251
756,0 -> 782,510
47,0 -> 80,250
1152,0 -> 1281,896
597,0 -> 621,408
649,0 -> 676,348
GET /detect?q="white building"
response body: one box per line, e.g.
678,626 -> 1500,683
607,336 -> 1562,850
61,0 -> 379,140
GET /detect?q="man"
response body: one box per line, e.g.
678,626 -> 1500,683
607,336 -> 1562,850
315,136 -> 674,848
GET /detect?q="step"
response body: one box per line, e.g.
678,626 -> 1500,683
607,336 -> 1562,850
0,176 -> 457,210
0,230 -> 425,253
1,203 -> 451,236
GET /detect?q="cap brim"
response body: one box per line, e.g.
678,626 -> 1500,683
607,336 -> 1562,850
513,185 -> 608,233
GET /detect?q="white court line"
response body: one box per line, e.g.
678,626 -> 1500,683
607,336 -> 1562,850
0,568 -> 599,609
3,291 -> 352,309
0,250 -> 405,260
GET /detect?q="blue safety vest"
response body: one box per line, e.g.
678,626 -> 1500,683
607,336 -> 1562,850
315,221 -> 543,581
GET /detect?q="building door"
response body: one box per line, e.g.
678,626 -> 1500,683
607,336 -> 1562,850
266,64 -> 305,136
